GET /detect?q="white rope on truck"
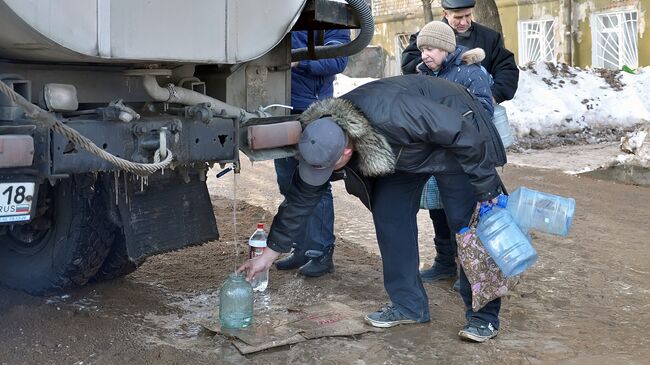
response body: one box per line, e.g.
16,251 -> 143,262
0,80 -> 172,176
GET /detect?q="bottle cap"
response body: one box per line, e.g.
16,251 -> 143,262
458,227 -> 470,234
497,194 -> 508,208
479,204 -> 492,217
257,223 -> 264,229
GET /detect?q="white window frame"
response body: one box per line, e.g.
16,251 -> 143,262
591,10 -> 638,69
517,19 -> 556,65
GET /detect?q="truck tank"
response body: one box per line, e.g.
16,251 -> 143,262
0,0 -> 304,63
0,0 -> 374,294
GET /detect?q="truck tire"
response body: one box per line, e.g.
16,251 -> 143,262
0,175 -> 114,295
91,230 -> 138,282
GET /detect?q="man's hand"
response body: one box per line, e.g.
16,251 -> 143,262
237,248 -> 281,282
482,197 -> 500,206
479,196 -> 501,211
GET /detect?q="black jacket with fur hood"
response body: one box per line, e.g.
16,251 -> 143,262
267,75 -> 506,253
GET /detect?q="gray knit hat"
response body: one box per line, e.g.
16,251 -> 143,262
416,21 -> 456,53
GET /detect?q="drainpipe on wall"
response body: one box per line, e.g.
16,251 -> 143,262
565,0 -> 575,65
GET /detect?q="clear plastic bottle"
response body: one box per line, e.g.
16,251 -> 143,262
219,272 -> 253,328
476,205 -> 538,277
248,223 -> 269,292
497,187 -> 576,236
492,104 -> 514,148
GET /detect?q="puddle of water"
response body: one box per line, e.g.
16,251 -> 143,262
140,288 -> 279,358
579,164 -> 650,186
45,291 -> 101,312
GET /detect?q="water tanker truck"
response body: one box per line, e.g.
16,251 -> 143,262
0,0 -> 374,294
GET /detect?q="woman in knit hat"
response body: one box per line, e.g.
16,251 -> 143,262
416,20 -> 494,116
415,21 -> 498,318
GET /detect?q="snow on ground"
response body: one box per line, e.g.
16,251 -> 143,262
333,75 -> 377,98
334,63 -> 650,138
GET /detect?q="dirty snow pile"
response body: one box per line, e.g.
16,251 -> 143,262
334,63 -> 650,139
502,63 -> 650,138
618,125 -> 650,167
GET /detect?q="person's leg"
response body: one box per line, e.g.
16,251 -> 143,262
420,208 -> 457,281
430,209 -> 452,241
365,172 -> 431,326
274,157 -> 310,269
434,173 -> 501,341
274,157 -> 299,195
273,157 -> 336,275
297,183 -> 336,276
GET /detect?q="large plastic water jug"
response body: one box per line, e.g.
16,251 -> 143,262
498,187 -> 576,236
492,104 -> 514,148
219,272 -> 253,329
476,206 -> 538,277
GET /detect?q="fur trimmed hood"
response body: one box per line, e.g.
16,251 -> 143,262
461,47 -> 485,65
299,98 -> 396,177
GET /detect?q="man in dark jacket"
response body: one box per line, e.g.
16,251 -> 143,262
240,75 -> 507,342
274,29 -> 350,277
402,0 -> 517,286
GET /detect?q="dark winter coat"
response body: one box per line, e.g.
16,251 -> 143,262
291,30 -> 351,111
267,75 -> 506,253
401,20 -> 519,103
417,45 -> 494,116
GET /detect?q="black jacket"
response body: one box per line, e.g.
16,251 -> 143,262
401,20 -> 519,103
267,75 -> 506,253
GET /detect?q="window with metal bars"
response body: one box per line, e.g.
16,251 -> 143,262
517,19 -> 556,65
591,10 -> 638,69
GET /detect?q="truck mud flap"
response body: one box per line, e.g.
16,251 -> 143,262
117,173 -> 217,262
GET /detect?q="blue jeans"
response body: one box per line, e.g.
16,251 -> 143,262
372,171 -> 501,328
372,172 -> 432,322
274,157 -> 335,251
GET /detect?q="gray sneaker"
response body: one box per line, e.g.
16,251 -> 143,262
364,305 -> 421,328
458,318 -> 498,342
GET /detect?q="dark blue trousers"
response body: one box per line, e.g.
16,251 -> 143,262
372,171 -> 501,328
371,172 -> 432,322
274,157 -> 335,251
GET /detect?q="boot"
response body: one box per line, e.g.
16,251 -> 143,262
420,261 -> 457,282
275,244 -> 309,270
297,245 -> 335,277
420,237 -> 457,282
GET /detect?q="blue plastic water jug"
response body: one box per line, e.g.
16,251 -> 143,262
492,104 -> 514,148
219,272 -> 253,329
497,187 -> 576,236
476,206 -> 538,277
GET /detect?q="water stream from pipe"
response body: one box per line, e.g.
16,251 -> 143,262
232,170 -> 239,273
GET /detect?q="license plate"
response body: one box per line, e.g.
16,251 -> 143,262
0,182 -> 36,223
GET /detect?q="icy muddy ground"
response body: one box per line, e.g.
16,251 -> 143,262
1,144 -> 650,364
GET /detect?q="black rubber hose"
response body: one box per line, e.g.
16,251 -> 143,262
291,0 -> 374,61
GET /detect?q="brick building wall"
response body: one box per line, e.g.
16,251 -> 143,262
371,0 -> 428,17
